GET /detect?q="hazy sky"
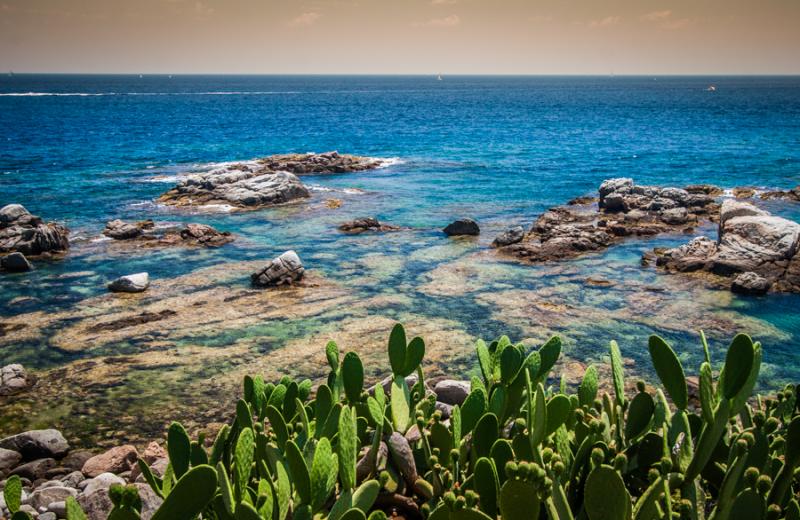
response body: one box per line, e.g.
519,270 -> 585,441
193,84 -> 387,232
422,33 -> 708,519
1,0 -> 799,74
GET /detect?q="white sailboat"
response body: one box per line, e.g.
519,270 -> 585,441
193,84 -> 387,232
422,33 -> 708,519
437,74 -> 442,81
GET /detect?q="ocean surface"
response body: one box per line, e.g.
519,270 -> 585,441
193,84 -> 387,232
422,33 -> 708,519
1,75 -> 799,444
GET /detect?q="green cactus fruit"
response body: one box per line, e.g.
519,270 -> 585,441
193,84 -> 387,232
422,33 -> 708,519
500,345 -> 523,385
266,405 -> 289,449
579,365 -> 599,408
719,334 -> 755,400
66,496 -> 89,520
388,323 -> 408,375
625,391 -> 655,441
326,340 -> 340,370
536,335 -> 562,381
234,502 -> 262,520
339,509 -> 368,520
343,352 -> 365,404
167,421 -> 192,479
285,440 -> 312,504
768,415 -> 800,507
499,478 -> 542,520
473,413 -> 499,459
546,394 -> 571,437
339,405 -> 359,490
609,340 -> 626,406
730,341 -> 761,417
310,437 -> 339,512
4,474 -> 22,513
647,335 -> 688,410
235,429 -> 255,499
403,336 -> 426,377
585,465 -> 631,520
729,489 -> 764,520
461,387 -> 488,436
490,439 -> 514,485
474,457 -> 500,517
699,362 -> 716,424
390,375 -> 411,433
150,464 -> 217,520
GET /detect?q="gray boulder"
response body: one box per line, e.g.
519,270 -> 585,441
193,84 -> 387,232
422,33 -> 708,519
0,204 -> 69,256
82,472 -> 125,496
251,251 -> 304,287
492,226 -> 524,247
443,218 -> 480,236
108,273 -> 150,293
1,252 -> 33,272
433,379 -> 470,405
103,219 -> 147,240
10,458 -> 57,479
731,272 -> 772,295
0,430 -> 69,460
0,364 -> 30,396
28,485 -> 77,510
0,447 -> 22,476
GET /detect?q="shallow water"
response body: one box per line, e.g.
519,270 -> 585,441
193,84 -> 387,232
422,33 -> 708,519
1,75 -> 799,446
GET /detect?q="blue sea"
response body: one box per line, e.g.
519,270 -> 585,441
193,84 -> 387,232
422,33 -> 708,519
1,75 -> 799,443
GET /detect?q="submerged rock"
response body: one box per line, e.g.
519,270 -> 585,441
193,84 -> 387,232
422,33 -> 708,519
491,226 -> 524,247
251,250 -> 305,287
338,217 -> 401,233
177,223 -> 233,247
0,204 -> 69,256
443,218 -> 480,236
0,363 -> 30,396
108,273 -> 150,293
158,152 -> 384,210
1,252 -> 33,272
101,221 -> 233,248
651,200 -> 800,293
103,219 -> 153,240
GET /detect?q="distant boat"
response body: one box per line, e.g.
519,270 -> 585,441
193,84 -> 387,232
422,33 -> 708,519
139,74 -> 143,78
437,74 -> 442,81
7,71 -> 13,77
706,85 -> 717,92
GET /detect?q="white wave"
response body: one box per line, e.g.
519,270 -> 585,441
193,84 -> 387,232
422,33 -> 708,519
0,92 -> 106,97
374,157 -> 405,168
141,175 -> 182,183
307,185 -> 366,195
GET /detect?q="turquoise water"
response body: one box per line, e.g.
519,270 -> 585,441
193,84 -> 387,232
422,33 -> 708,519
1,75 -> 799,442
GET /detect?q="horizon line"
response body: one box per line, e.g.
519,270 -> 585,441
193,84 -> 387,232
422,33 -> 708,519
4,72 -> 800,77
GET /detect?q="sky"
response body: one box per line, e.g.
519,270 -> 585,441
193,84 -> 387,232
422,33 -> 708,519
1,0 -> 799,74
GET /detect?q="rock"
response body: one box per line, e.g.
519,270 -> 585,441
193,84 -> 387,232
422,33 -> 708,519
103,219 -> 151,240
81,446 -> 138,478
731,272 -> 772,295
492,226 -> 524,247
659,207 -> 688,225
60,470 -> 85,488
78,483 -> 162,520
0,364 -> 30,396
47,501 -> 67,517
433,380 -> 470,405
178,223 -> 233,247
251,250 -> 304,287
1,252 -> 33,272
443,218 -> 480,236
719,199 -> 768,227
60,451 -> 93,472
82,472 -> 125,495
40,512 -> 57,520
0,430 -> 69,460
761,186 -> 800,202
685,184 -> 724,196
434,401 -> 453,420
28,486 -> 76,510
141,442 -> 166,465
0,447 -> 22,476
733,187 -> 756,199
338,217 -> 400,233
158,152 -> 384,210
107,273 -> 150,293
0,204 -> 69,256
10,458 -> 57,480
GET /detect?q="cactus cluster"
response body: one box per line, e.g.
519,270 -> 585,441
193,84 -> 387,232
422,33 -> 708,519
58,325 -> 799,520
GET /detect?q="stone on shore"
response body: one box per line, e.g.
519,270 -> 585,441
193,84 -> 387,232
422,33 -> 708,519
338,217 -> 401,233
433,379 -> 470,406
491,226 -> 524,247
0,364 -> 30,396
28,485 -> 77,511
443,218 -> 480,236
0,447 -> 22,477
1,252 -> 33,272
81,445 -> 138,478
251,250 -> 305,287
158,152 -> 384,210
0,430 -> 69,460
108,273 -> 150,293
761,185 -> 800,202
81,472 -> 126,495
731,272 -> 772,295
0,204 -> 69,256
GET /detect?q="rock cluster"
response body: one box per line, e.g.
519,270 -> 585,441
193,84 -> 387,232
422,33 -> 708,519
338,217 -> 401,234
103,220 -> 233,248
496,178 -> 718,263
0,205 -> 69,267
761,185 -> 800,202
0,364 -> 30,396
251,250 -> 305,287
158,152 -> 384,210
652,199 -> 800,294
0,429 -> 165,519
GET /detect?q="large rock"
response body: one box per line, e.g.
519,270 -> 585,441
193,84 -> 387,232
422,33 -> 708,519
178,223 -> 233,247
443,218 -> 480,236
10,457 -> 57,479
78,483 -> 162,520
491,226 -> 524,247
108,273 -> 150,293
81,446 -> 138,478
103,219 -> 151,240
158,152 -> 384,210
0,447 -> 22,476
0,204 -> 69,256
28,486 -> 77,510
251,250 -> 305,287
0,430 -> 69,460
1,364 -> 30,396
433,380 -> 470,406
1,252 -> 33,272
731,272 -> 772,295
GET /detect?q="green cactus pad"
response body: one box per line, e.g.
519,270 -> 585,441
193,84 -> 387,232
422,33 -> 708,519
647,335 -> 688,410
151,465 -> 218,520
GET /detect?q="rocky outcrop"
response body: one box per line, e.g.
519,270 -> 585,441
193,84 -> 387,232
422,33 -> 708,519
108,273 -> 150,293
761,186 -> 800,202
0,204 -> 69,257
158,152 -> 384,210
497,179 -> 718,264
251,250 -> 305,287
443,218 -> 480,236
652,200 -> 800,294
0,364 -> 30,396
338,217 -> 401,233
1,252 -> 33,272
103,220 -> 233,248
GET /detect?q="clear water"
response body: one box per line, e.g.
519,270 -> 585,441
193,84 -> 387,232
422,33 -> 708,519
1,75 -> 799,444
